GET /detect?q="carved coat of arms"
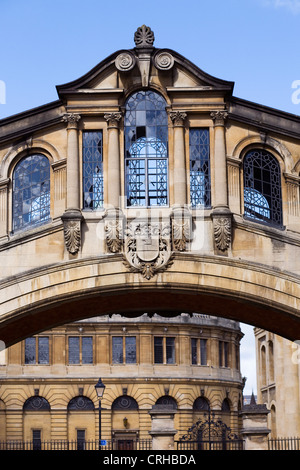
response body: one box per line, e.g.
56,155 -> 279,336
123,221 -> 173,280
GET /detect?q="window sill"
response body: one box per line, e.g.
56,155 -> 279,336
0,219 -> 62,250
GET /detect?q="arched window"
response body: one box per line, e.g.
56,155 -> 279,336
155,395 -> 177,409
193,396 -> 210,411
112,395 -> 138,410
23,396 -> 50,411
243,149 -> 282,226
124,90 -> 168,207
221,398 -> 231,412
67,396 -> 95,411
12,154 -> 50,231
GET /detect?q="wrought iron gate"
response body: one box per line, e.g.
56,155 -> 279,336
176,412 -> 244,450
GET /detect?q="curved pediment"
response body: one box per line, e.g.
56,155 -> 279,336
56,25 -> 234,99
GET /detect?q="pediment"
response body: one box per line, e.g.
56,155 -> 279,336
56,26 -> 234,100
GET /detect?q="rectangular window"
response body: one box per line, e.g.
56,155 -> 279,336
166,337 -> 175,364
125,337 -> 136,364
68,336 -> 93,365
25,337 -> 36,364
200,339 -> 207,366
32,430 -> 41,451
112,336 -> 136,364
25,337 -> 49,364
77,430 -> 86,451
219,341 -> 229,367
83,131 -> 103,210
191,338 -> 197,365
191,338 -> 207,365
69,337 -> 80,364
82,336 -> 93,364
154,337 -> 164,364
189,128 -> 211,207
38,337 -> 49,364
112,336 -> 123,364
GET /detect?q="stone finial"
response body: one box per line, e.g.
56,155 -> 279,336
134,25 -> 155,48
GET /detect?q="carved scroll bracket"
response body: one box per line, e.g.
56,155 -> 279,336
104,208 -> 124,254
211,209 -> 232,254
61,209 -> 83,255
171,206 -> 192,252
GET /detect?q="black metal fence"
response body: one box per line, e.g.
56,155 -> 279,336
0,439 -> 152,451
176,439 -> 244,451
268,437 -> 300,451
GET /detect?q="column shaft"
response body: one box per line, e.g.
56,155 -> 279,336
170,111 -> 187,207
63,113 -> 81,210
104,113 -> 122,209
211,111 -> 228,210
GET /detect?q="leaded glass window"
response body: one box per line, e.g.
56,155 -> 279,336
68,336 -> 93,364
83,131 -> 103,210
24,336 -> 49,364
12,154 -> 50,231
112,336 -> 123,364
154,337 -> 163,364
125,337 -> 136,364
243,149 -> 282,226
189,128 -> 211,207
124,90 -> 168,207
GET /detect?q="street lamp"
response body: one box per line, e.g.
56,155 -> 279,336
95,378 -> 106,450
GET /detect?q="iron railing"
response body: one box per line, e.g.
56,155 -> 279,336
0,439 -> 152,451
176,439 -> 244,451
268,437 -> 300,451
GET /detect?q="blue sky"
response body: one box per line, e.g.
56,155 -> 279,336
2,0 -> 298,394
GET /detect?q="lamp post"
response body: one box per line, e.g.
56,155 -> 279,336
95,378 -> 106,450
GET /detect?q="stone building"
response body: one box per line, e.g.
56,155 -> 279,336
0,24 -> 300,448
0,313 -> 243,448
255,328 -> 300,438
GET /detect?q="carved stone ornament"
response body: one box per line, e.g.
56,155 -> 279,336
169,111 -> 187,127
105,219 -> 123,253
154,51 -> 174,71
104,112 -> 122,128
123,221 -> 173,280
61,210 -> 83,255
63,219 -> 81,254
63,113 -> 81,129
210,110 -> 228,126
115,52 -> 136,72
172,208 -> 192,252
213,216 -> 231,252
134,25 -> 155,48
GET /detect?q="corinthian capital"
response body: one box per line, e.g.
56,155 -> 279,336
210,110 -> 228,126
169,111 -> 187,127
104,112 -> 122,128
63,113 -> 81,129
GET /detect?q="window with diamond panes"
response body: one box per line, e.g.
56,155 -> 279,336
12,154 -> 50,231
124,90 -> 168,207
243,149 -> 282,226
83,131 -> 103,210
189,128 -> 211,208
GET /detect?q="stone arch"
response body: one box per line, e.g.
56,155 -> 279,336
193,396 -> 210,411
67,396 -> 95,411
0,254 -> 299,348
111,395 -> 139,411
23,395 -> 50,411
155,395 -> 178,409
232,134 -> 294,174
0,138 -> 60,180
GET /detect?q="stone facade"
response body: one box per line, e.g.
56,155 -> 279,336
255,328 -> 300,438
0,314 -> 243,447
0,26 -> 300,346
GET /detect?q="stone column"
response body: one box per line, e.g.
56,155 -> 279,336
210,110 -> 232,254
210,110 -> 228,211
241,403 -> 270,450
61,113 -> 83,255
170,111 -> 187,207
148,405 -> 178,450
104,112 -> 122,210
0,178 -> 9,239
63,113 -> 81,211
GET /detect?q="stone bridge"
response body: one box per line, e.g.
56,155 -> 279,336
1,25 -> 300,346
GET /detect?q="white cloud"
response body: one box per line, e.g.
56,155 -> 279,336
261,0 -> 300,14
